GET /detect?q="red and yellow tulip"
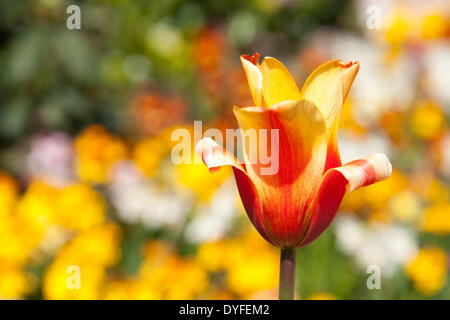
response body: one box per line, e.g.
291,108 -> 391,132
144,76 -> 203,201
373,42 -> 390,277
197,53 -> 392,248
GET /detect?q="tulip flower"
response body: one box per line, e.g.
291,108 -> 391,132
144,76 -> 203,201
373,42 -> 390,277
196,53 -> 392,299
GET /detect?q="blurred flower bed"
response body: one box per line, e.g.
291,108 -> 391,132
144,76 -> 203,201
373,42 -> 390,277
0,0 -> 448,299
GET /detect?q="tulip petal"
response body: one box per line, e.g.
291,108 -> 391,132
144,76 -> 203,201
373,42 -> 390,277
259,57 -> 301,107
240,55 -> 263,107
233,100 -> 327,247
196,137 -> 246,174
300,60 -> 360,169
196,137 -> 275,245
299,153 -> 392,247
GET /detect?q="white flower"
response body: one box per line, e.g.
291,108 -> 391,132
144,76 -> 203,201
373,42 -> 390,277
423,43 -> 450,110
333,213 -> 366,255
184,178 -> 239,243
108,161 -> 190,229
334,215 -> 418,276
338,131 -> 392,165
26,132 -> 74,186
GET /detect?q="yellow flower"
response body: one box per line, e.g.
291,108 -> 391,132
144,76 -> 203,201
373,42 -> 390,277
58,223 -> 121,267
0,171 -> 19,220
342,169 -> 408,212
197,230 -> 279,298
0,268 -> 33,299
162,257 -> 209,299
225,231 -> 278,298
16,181 -> 59,246
176,136 -> 231,201
368,209 -> 392,224
56,183 -> 106,232
385,10 -> 412,45
421,204 -> 450,235
102,280 -> 131,300
0,173 -> 33,270
196,240 -> 231,272
103,279 -> 161,300
421,13 -> 448,40
75,125 -> 128,183
226,247 -> 278,299
132,137 -> 167,178
410,100 -> 444,140
132,126 -> 178,178
308,292 -> 337,300
43,261 -> 106,300
139,241 -> 209,299
177,162 -> 230,202
168,123 -> 232,201
140,240 -> 173,267
388,190 -> 421,222
406,247 -> 447,296
0,219 -> 33,268
426,179 -> 449,205
43,224 -> 122,299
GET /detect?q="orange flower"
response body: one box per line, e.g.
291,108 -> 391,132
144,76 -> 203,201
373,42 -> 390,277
130,92 -> 186,136
197,54 -> 392,248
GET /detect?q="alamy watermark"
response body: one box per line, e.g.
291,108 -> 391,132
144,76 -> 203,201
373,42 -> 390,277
366,5 -> 381,30
67,265 -> 81,290
171,121 -> 280,175
366,265 -> 381,290
66,5 -> 81,30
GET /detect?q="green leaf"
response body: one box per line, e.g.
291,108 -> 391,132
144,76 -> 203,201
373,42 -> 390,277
53,29 -> 97,83
0,97 -> 31,139
7,29 -> 46,84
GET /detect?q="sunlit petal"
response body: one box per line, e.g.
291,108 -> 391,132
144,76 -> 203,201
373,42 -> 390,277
240,54 -> 263,107
299,153 -> 392,247
233,100 -> 327,247
300,60 -> 360,169
259,57 -> 301,107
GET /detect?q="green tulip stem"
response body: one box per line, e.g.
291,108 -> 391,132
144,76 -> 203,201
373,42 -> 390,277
279,247 -> 297,300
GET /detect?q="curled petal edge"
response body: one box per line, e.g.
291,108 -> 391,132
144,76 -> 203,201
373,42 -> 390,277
298,153 -> 392,247
240,55 -> 263,107
196,137 -> 276,245
334,153 -> 392,192
196,137 -> 246,174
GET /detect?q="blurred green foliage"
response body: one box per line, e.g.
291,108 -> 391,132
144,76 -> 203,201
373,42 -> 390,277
0,0 -> 354,146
